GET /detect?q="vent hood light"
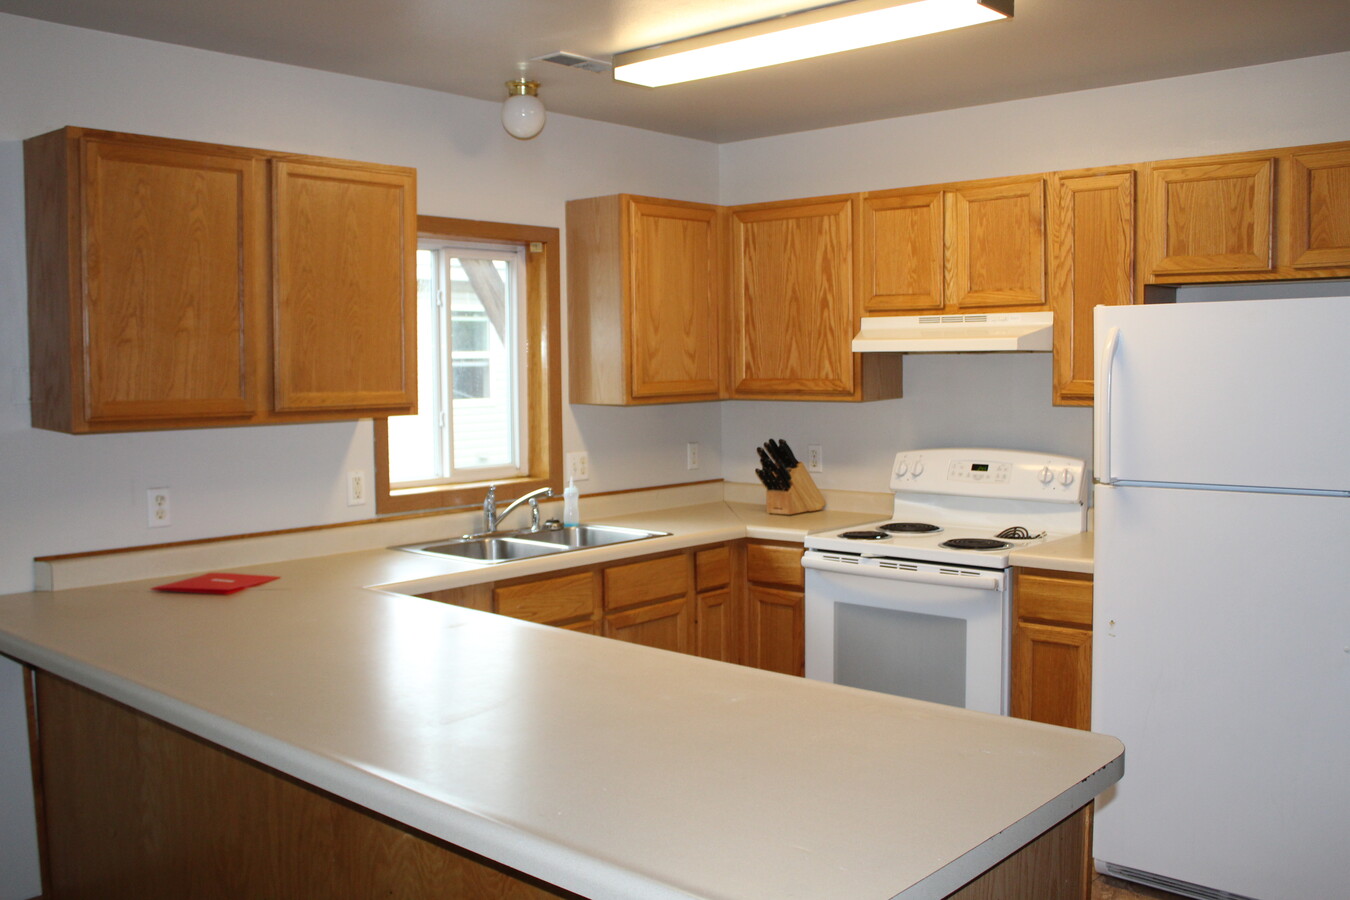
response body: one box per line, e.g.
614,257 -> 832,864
612,0 -> 1013,88
852,312 -> 1053,353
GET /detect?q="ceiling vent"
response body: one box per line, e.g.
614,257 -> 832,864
533,51 -> 611,74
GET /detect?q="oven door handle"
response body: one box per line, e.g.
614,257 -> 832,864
802,552 -> 1003,590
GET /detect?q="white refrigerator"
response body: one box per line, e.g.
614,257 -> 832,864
1091,297 -> 1350,900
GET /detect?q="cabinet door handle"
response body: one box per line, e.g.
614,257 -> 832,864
1094,325 -> 1120,484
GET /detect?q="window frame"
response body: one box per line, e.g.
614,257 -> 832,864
374,215 -> 562,514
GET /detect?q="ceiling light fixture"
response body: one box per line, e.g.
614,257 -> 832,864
612,0 -> 1012,88
502,79 -> 546,139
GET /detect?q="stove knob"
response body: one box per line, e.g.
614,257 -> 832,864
1060,468 -> 1075,487
912,460 -> 925,476
1039,466 -> 1054,484
895,460 -> 909,477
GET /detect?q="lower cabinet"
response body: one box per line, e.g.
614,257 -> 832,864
417,539 -> 805,674
744,541 -> 806,676
1010,568 -> 1093,730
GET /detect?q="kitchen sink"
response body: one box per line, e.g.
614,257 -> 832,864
395,524 -> 668,565
513,524 -> 668,549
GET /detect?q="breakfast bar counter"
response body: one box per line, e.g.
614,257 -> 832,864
0,508 -> 1121,900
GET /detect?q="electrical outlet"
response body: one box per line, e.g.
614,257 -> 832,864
147,488 -> 171,528
807,445 -> 823,473
686,442 -> 700,470
347,470 -> 367,506
566,451 -> 590,481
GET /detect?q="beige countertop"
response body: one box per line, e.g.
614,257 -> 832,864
1008,531 -> 1095,575
1,495 -> 1120,899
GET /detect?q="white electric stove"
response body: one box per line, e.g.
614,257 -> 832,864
803,448 -> 1087,714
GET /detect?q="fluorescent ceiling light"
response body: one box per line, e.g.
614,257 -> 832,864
613,0 -> 1012,88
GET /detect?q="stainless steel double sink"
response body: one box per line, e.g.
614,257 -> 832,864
396,524 -> 669,565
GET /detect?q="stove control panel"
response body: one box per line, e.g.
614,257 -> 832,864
890,449 -> 1087,502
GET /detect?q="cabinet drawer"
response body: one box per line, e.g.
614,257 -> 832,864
603,554 -> 689,610
495,572 -> 597,624
746,543 -> 804,589
1015,570 -> 1092,627
695,546 -> 732,592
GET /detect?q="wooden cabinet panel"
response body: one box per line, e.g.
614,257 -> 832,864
1011,569 -> 1092,731
746,584 -> 804,676
1286,146 -> 1350,269
947,177 -> 1046,309
418,583 -> 494,613
603,596 -> 692,654
628,199 -> 723,399
566,195 -> 722,405
860,189 -> 945,312
24,126 -> 417,433
272,160 -> 417,414
26,130 -> 266,432
602,553 -> 690,611
1142,156 -> 1274,276
1047,168 -> 1136,406
495,572 -> 598,625
1011,621 -> 1092,731
745,542 -> 804,589
730,197 -> 867,399
694,545 -> 732,592
695,586 -> 736,663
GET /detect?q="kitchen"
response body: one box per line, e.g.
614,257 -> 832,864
1,2 -> 1349,898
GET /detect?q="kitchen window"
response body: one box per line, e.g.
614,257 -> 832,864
374,216 -> 561,513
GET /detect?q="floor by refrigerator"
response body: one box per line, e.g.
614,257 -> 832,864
1091,296 -> 1350,900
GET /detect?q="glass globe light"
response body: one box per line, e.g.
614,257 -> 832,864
502,80 -> 545,140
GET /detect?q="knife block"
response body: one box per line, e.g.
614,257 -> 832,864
765,465 -> 825,516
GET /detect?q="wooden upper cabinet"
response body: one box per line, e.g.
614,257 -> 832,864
1047,167 -> 1136,406
24,126 -> 416,433
1285,145 -> 1350,269
860,189 -> 945,312
1141,155 -> 1275,277
26,130 -> 266,432
946,176 -> 1047,310
729,195 -> 902,401
566,195 -> 722,405
272,160 -> 417,414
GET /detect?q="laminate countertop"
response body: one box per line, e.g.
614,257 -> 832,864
1008,531 -> 1095,575
0,500 -> 1121,900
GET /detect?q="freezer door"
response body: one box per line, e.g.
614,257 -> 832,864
1094,297 -> 1350,493
1092,485 -> 1350,900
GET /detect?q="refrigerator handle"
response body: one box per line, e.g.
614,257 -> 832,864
1095,325 -> 1120,484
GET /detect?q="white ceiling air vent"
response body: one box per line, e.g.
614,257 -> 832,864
533,52 -> 612,74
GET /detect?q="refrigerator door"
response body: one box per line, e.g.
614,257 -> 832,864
1094,298 -> 1350,493
1093,484 -> 1350,900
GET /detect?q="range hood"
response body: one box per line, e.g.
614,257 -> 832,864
852,312 -> 1053,353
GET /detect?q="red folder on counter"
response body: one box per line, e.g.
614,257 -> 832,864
153,573 -> 279,595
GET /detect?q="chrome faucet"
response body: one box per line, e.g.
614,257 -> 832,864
482,485 -> 554,534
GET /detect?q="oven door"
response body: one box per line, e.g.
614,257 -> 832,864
802,551 -> 1010,715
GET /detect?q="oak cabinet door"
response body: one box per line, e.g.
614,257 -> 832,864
565,195 -> 723,405
272,160 -> 417,415
1286,146 -> 1350,269
1141,156 -> 1274,276
729,197 -> 858,398
745,584 -> 804,676
604,597 -> 693,654
1047,168 -> 1136,406
1010,570 -> 1093,730
860,189 -> 945,312
946,177 -> 1047,309
628,199 -> 723,399
695,587 -> 737,663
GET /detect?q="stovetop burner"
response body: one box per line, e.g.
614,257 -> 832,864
879,522 -> 942,534
838,530 -> 890,540
940,538 -> 1013,551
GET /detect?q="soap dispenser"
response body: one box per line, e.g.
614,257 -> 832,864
562,476 -> 580,527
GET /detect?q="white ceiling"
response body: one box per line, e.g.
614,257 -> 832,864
4,0 -> 1350,143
